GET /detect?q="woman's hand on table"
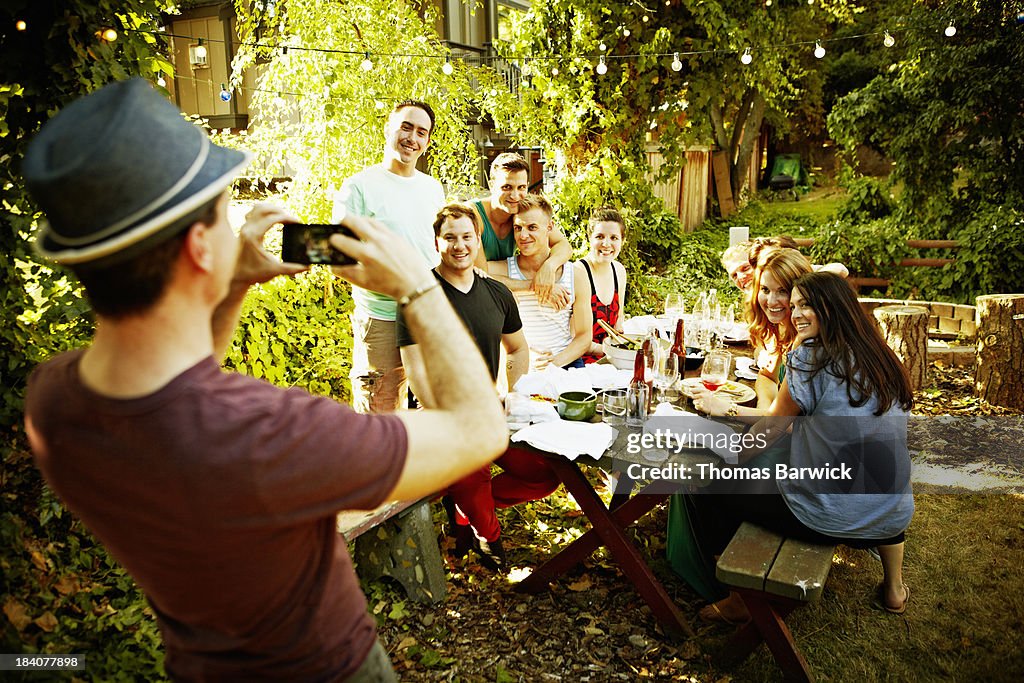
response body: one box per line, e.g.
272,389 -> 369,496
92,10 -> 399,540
691,387 -> 733,416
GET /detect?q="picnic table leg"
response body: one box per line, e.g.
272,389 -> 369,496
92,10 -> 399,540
517,455 -> 693,638
728,590 -> 813,683
516,484 -> 665,589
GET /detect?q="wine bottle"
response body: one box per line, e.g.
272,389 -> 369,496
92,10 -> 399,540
670,317 -> 686,362
626,339 -> 651,427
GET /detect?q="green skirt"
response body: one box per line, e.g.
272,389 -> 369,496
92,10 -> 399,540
665,446 -> 789,601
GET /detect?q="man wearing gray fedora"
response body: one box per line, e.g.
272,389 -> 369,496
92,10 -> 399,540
22,78 -> 506,682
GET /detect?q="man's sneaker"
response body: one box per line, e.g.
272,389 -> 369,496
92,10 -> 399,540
474,535 -> 508,572
452,524 -> 474,559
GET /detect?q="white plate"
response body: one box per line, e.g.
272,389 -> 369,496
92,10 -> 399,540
681,378 -> 757,404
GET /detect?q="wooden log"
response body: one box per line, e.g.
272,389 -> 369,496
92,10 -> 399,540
975,294 -> 1024,410
873,305 -> 929,390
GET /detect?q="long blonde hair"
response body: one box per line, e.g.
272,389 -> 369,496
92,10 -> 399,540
748,248 -> 813,355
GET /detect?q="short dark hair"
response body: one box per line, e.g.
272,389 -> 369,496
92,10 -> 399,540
516,193 -> 553,218
70,195 -> 222,319
588,207 -> 626,237
489,152 -> 530,178
392,100 -> 435,135
433,203 -> 480,237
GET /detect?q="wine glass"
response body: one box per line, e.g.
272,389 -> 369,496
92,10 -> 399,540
700,349 -> 731,392
652,348 -> 680,405
664,293 -> 686,321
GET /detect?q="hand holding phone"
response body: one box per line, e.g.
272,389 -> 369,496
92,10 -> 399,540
281,224 -> 357,265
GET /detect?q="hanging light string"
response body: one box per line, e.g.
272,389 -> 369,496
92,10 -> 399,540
121,18 -> 962,74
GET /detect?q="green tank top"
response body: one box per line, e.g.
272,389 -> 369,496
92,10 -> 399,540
475,200 -> 517,260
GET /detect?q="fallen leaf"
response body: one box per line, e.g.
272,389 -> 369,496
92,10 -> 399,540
34,611 -> 58,632
567,577 -> 593,592
54,576 -> 81,596
30,550 -> 48,572
3,598 -> 32,631
396,636 -> 417,651
583,626 -> 605,636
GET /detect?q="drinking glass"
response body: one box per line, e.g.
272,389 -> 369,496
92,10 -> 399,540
602,389 -> 627,426
652,349 -> 679,405
700,349 -> 732,392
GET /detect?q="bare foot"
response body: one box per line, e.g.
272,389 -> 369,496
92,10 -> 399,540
698,593 -> 750,625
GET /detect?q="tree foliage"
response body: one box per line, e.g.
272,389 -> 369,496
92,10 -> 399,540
228,0 -> 494,220
828,0 -> 1024,216
481,0 -> 860,220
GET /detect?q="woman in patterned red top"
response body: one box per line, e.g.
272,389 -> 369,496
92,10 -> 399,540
576,208 -> 629,364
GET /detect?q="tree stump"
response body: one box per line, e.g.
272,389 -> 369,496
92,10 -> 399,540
975,294 -> 1024,410
873,305 -> 928,390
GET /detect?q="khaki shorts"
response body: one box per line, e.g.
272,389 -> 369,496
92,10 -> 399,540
350,311 -> 406,414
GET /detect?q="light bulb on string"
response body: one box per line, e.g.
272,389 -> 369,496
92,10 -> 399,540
671,52 -> 682,72
361,53 -> 373,71
219,83 -> 232,103
599,42 -> 606,51
100,28 -> 117,42
374,99 -> 385,109
551,65 -> 559,76
623,28 -> 631,37
642,15 -> 649,23
194,38 -> 207,60
15,19 -> 27,31
596,56 -> 608,75
442,56 -> 454,75
740,48 -> 752,65
813,41 -> 826,59
944,22 -> 956,37
883,31 -> 895,48
156,75 -> 166,87
765,0 -> 772,6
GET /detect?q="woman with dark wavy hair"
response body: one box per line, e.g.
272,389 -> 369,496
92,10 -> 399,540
690,272 -> 914,623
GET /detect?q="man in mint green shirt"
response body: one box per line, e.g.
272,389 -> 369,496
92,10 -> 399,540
333,100 -> 445,413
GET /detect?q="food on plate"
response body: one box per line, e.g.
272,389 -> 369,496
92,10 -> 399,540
530,394 -> 557,403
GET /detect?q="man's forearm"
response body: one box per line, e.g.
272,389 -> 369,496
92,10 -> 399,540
506,348 -> 529,392
489,271 -> 531,291
544,237 -> 571,269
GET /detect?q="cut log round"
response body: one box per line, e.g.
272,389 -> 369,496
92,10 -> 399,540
873,305 -> 929,391
975,294 -> 1024,410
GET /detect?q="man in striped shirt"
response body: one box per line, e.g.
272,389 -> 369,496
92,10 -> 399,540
487,194 -> 593,371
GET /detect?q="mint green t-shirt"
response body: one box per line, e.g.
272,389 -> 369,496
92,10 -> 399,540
332,165 -> 445,320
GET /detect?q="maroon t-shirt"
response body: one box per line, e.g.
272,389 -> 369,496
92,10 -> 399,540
25,351 -> 408,681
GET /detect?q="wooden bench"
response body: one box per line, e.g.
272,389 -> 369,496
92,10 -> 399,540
336,499 -> 446,604
716,522 -> 835,682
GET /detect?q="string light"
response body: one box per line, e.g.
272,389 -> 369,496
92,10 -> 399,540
599,42 -> 606,51
623,28 -> 630,37
360,52 -> 373,71
194,38 -> 207,60
551,65 -> 558,76
671,52 -> 682,71
813,41 -> 826,59
642,16 -> 649,23
596,56 -> 607,75
15,20 -> 27,31
765,0 -> 772,6
98,27 -> 118,42
219,83 -> 232,102
157,75 -> 166,87
883,31 -> 895,48
740,47 -> 752,65
944,22 -> 956,37
442,55 -> 453,75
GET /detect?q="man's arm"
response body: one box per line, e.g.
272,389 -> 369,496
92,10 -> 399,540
330,217 -> 507,502
533,226 -> 572,303
213,203 -> 306,360
399,345 -> 434,408
550,263 -> 594,368
502,329 -> 530,393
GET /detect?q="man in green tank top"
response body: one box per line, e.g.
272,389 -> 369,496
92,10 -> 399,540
472,153 -> 573,309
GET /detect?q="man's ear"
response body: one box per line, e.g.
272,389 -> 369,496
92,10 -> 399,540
182,223 -> 215,273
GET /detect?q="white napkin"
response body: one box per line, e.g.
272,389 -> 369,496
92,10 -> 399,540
513,366 -> 593,399
504,392 -> 559,430
572,363 -> 632,390
510,421 -> 617,461
652,402 -> 697,417
623,315 -> 672,337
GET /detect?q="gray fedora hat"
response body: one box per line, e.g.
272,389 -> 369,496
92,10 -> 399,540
23,77 -> 252,265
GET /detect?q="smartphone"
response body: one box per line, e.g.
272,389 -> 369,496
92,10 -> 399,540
281,223 -> 357,266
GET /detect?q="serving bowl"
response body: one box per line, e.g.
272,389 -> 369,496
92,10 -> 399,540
684,347 -> 706,372
601,334 -> 645,370
556,391 -> 597,421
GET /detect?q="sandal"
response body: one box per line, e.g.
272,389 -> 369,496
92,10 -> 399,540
698,599 -> 749,626
874,583 -> 910,614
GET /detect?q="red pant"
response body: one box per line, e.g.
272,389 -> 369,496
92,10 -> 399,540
448,447 -> 561,543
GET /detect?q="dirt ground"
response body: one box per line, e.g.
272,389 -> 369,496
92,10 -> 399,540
368,364 -> 1024,682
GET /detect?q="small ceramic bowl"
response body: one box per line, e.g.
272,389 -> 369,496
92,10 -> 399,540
556,391 -> 597,421
684,347 -> 706,372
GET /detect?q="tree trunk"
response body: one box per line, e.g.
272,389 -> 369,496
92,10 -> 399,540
873,305 -> 929,391
731,90 -> 764,202
975,294 -> 1024,410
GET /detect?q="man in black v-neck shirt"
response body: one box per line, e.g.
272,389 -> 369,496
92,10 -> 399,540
397,204 -> 529,569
